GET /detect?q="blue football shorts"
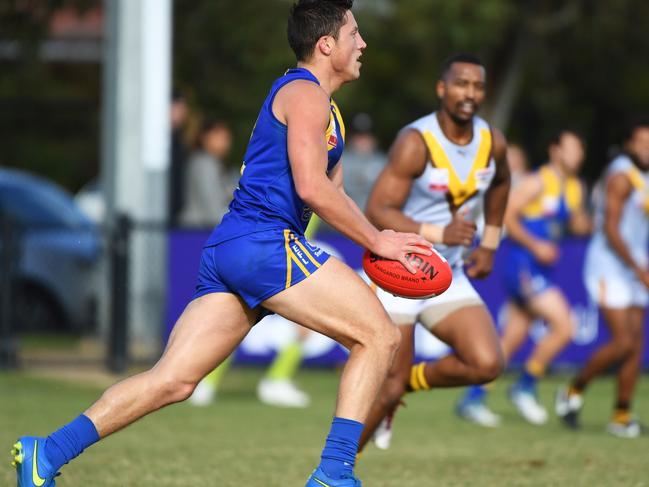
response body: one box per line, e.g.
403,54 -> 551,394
193,228 -> 330,308
502,250 -> 555,305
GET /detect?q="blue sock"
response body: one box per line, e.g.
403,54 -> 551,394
517,369 -> 537,392
44,415 -> 100,471
318,417 -> 364,480
462,385 -> 487,404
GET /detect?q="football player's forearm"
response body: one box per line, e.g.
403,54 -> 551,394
483,179 -> 510,227
366,204 -> 420,234
306,184 -> 379,249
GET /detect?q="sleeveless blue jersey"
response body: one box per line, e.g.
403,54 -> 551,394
206,68 -> 346,246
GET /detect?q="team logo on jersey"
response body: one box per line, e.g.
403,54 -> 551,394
475,167 -> 495,191
427,168 -> 450,192
301,206 -> 313,222
327,130 -> 339,149
326,110 -> 339,150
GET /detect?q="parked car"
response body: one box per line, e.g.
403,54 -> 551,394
0,169 -> 101,333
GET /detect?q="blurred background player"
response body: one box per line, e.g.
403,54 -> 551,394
456,129 -> 591,426
556,120 -> 649,438
360,52 -> 511,451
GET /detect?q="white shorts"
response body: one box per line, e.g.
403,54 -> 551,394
584,273 -> 649,309
373,266 -> 484,329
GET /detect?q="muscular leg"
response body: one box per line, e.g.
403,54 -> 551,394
421,305 -> 504,387
263,258 -> 400,423
357,323 -> 415,450
86,293 -> 257,437
500,302 -> 534,362
524,288 -> 575,371
572,307 -> 633,390
615,306 -> 645,408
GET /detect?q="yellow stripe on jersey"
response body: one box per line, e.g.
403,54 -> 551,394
292,235 -> 322,269
422,128 -> 492,207
284,229 -> 293,289
331,100 -> 346,141
290,252 -> 311,277
627,166 -> 649,213
285,232 -> 313,279
325,100 -> 345,152
565,177 -> 583,212
521,166 -> 583,218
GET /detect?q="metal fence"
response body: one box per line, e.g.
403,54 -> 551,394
0,214 -> 169,373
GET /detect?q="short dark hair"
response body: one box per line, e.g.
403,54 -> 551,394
440,52 -> 485,79
547,128 -> 585,148
622,116 -> 649,142
287,0 -> 354,62
196,118 -> 230,150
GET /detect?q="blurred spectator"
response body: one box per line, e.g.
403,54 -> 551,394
179,118 -> 233,227
343,113 -> 387,210
169,90 -> 190,226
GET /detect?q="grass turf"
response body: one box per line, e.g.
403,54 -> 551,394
1,369 -> 647,486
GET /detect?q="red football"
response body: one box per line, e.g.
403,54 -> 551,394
362,247 -> 452,299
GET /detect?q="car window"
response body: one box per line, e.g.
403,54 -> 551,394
0,183 -> 89,229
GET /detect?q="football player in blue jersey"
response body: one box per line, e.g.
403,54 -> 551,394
457,129 -> 590,427
11,2 -> 432,486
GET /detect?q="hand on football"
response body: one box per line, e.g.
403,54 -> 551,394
372,229 -> 433,274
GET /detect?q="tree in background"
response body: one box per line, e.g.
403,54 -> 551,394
1,0 -> 647,189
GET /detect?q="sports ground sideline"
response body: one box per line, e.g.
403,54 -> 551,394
2,369 -> 647,486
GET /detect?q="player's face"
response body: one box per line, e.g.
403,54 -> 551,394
331,11 -> 366,81
556,132 -> 585,174
437,63 -> 486,124
627,127 -> 649,169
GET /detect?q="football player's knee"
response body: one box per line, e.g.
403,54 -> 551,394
554,318 -> 574,345
154,375 -> 195,404
379,322 -> 401,359
474,353 -> 504,383
612,334 -> 634,359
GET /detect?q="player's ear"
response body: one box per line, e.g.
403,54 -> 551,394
436,79 -> 445,99
317,35 -> 334,56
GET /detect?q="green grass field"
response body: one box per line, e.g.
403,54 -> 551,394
2,369 -> 648,486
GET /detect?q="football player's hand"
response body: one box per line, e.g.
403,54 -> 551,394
443,212 -> 476,247
465,246 -> 495,279
531,240 -> 559,265
372,229 -> 432,274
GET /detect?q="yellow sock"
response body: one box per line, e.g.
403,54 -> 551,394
408,362 -> 431,392
568,386 -> 582,397
525,359 -> 546,378
613,409 -> 631,425
483,380 -> 496,391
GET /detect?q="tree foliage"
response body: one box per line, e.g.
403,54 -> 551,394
0,0 -> 647,189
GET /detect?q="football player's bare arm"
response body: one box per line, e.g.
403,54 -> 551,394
276,82 -> 431,269
366,129 -> 475,247
465,128 -> 510,278
504,172 -> 559,267
483,128 -> 511,228
365,128 -> 427,233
